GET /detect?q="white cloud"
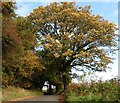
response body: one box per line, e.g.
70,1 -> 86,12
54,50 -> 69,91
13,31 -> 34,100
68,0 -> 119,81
115,30 -> 118,34
114,9 -> 118,15
15,4 -> 30,17
115,23 -> 119,34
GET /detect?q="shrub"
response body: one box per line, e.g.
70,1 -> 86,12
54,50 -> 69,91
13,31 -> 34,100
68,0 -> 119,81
65,78 -> 119,102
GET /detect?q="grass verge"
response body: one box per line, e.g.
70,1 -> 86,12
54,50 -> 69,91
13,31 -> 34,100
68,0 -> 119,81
2,86 -> 43,101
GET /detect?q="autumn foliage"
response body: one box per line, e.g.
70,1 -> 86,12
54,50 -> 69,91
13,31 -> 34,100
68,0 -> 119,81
28,2 -> 117,91
2,2 -> 118,94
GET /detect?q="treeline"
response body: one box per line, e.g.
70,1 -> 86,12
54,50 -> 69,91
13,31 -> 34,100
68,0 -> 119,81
2,2 -> 68,93
2,2 -> 45,89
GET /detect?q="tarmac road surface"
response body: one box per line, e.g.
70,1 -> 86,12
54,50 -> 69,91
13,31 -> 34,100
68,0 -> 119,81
11,95 -> 64,103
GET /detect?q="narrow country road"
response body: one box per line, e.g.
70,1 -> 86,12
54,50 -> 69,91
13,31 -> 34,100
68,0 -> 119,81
15,95 -> 63,103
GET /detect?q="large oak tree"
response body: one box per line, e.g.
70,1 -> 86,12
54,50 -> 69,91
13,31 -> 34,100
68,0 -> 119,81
28,2 -> 117,91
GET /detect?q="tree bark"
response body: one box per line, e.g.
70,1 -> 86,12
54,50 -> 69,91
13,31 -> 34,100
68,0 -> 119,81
48,82 -> 52,94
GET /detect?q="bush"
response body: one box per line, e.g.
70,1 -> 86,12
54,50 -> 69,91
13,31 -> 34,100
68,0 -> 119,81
65,78 -> 119,102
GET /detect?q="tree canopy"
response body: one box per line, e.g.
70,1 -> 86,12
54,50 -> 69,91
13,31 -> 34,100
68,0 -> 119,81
27,2 -> 117,90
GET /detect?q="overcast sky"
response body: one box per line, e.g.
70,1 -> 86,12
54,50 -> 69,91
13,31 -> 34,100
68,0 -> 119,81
15,1 -> 119,81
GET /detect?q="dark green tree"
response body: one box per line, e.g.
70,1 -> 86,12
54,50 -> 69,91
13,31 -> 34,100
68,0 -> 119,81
2,3 -> 45,88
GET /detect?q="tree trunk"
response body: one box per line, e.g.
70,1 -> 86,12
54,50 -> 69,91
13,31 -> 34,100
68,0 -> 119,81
48,82 -> 52,94
63,75 -> 66,91
39,75 -> 46,91
56,85 -> 61,94
56,86 -> 58,93
63,82 -> 67,91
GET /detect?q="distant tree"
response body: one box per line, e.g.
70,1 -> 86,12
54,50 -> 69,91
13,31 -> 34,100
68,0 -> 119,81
2,2 -> 16,17
28,2 -> 117,91
2,2 -> 22,54
2,2 -> 23,87
15,17 -> 38,50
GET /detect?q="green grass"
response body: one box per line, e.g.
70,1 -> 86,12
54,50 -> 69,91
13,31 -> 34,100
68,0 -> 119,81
2,86 -> 43,101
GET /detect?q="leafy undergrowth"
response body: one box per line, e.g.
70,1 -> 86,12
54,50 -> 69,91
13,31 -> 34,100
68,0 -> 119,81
65,78 -> 120,102
2,86 -> 43,101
